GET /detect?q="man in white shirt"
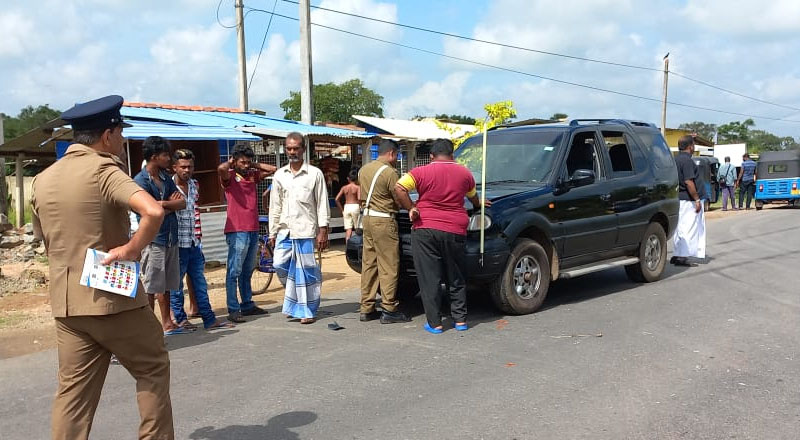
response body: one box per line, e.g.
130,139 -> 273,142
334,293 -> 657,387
269,132 -> 330,324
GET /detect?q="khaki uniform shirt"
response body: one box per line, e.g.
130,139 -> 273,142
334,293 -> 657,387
32,144 -> 147,317
358,158 -> 399,214
268,163 -> 330,239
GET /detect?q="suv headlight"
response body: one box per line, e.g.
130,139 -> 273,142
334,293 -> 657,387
467,213 -> 492,231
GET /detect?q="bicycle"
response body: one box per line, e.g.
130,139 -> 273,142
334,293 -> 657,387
251,215 -> 274,295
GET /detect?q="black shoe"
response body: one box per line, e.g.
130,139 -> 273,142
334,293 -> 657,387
672,258 -> 697,267
380,311 -> 411,324
669,256 -> 678,264
242,306 -> 269,316
360,311 -> 381,322
227,312 -> 246,323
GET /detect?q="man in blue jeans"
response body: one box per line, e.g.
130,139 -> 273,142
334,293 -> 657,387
737,153 -> 758,210
170,149 -> 233,330
217,145 -> 277,322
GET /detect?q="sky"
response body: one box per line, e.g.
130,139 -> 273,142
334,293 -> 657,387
2,0 -> 800,138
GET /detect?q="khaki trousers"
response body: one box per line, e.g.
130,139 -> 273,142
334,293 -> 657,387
52,306 -> 174,440
360,216 -> 399,313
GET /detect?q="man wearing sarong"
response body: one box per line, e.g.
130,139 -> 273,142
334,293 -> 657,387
269,132 -> 330,324
671,135 -> 705,267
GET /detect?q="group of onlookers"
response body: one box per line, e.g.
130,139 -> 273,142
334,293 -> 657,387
717,153 -> 758,211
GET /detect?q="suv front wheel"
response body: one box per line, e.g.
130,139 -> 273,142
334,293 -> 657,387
624,222 -> 667,283
490,238 -> 551,315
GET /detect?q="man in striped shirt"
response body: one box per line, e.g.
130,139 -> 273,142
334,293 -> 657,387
170,149 -> 232,330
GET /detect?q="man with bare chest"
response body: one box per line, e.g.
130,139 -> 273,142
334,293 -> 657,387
335,169 -> 361,242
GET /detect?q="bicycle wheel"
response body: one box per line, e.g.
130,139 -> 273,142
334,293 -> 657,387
251,241 -> 274,295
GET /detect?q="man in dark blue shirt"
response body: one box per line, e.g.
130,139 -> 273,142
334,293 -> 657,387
134,136 -> 186,334
737,153 -> 758,210
671,135 -> 705,267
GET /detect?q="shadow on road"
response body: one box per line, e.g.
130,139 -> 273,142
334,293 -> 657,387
189,411 -> 317,440
163,328 -> 240,352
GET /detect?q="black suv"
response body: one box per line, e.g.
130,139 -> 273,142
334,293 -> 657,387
346,119 -> 679,315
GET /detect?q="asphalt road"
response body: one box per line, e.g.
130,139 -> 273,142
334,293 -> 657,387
1,209 -> 799,440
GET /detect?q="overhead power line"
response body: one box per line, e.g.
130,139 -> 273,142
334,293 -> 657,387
248,0 -> 279,90
277,0 -> 660,72
275,0 -> 800,114
243,6 -> 800,123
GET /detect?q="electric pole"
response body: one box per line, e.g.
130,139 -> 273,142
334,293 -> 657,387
0,115 -> 7,217
661,53 -> 669,137
236,0 -> 249,111
299,0 -> 314,125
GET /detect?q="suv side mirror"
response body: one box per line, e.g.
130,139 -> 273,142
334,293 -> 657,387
569,169 -> 595,187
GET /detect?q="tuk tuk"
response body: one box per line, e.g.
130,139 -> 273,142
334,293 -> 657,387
754,150 -> 800,210
693,156 -> 720,210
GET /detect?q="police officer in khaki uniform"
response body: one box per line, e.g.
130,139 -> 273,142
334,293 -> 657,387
32,95 -> 174,439
358,139 -> 411,323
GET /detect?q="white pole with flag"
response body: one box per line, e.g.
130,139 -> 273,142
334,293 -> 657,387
480,123 -> 488,265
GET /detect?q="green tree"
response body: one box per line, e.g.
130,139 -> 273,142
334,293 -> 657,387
678,121 -> 717,141
748,130 -> 799,152
435,114 -> 476,124
279,79 -> 383,124
436,100 -> 517,148
1,104 -> 61,141
716,119 -> 755,144
550,112 -> 568,121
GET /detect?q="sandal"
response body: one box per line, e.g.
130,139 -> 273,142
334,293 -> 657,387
206,320 -> 235,330
164,327 -> 192,336
177,320 -> 198,330
300,318 -> 316,325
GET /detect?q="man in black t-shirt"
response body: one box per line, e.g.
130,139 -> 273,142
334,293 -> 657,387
671,135 -> 705,267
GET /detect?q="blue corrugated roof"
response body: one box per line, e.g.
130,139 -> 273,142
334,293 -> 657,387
120,107 -> 375,140
122,120 -> 260,141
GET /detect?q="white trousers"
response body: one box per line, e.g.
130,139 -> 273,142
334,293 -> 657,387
673,200 -> 706,259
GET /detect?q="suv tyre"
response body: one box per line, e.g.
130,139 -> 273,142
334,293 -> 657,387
490,238 -> 550,315
624,222 -> 667,283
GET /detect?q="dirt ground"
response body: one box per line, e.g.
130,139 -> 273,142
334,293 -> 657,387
0,244 -> 359,359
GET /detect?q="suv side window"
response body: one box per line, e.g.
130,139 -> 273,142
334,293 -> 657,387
565,131 -> 604,180
601,130 -> 634,176
633,128 -> 674,169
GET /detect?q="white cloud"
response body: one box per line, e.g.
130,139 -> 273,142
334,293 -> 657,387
0,12 -> 35,57
386,72 -> 471,117
682,0 -> 800,35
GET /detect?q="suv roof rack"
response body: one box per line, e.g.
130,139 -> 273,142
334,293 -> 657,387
568,119 -> 657,129
486,118 -> 658,133
487,118 -> 563,132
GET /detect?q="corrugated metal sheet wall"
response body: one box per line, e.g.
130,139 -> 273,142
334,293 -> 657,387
200,211 -> 229,263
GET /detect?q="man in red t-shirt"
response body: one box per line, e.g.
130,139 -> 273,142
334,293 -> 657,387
217,144 -> 276,323
395,138 -> 490,334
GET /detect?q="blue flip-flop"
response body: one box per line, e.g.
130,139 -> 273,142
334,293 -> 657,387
454,322 -> 469,331
164,327 -> 192,336
424,322 -> 443,334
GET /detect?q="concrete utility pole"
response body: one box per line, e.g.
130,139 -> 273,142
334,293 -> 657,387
299,0 -> 314,125
235,0 -> 249,111
661,53 -> 669,137
0,115 -> 7,217
15,154 -> 23,227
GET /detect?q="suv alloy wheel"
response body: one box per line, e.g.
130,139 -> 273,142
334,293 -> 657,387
624,222 -> 667,283
490,238 -> 551,314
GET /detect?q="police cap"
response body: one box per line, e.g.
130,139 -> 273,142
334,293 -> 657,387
61,95 -> 132,131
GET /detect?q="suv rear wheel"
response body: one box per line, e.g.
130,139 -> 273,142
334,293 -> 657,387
490,238 -> 550,315
625,222 -> 667,283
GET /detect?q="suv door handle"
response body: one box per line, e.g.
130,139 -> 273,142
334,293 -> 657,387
600,194 -> 611,201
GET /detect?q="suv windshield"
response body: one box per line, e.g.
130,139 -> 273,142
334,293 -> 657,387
455,130 -> 564,183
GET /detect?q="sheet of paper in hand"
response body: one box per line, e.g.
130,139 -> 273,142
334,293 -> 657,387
79,248 -> 140,298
